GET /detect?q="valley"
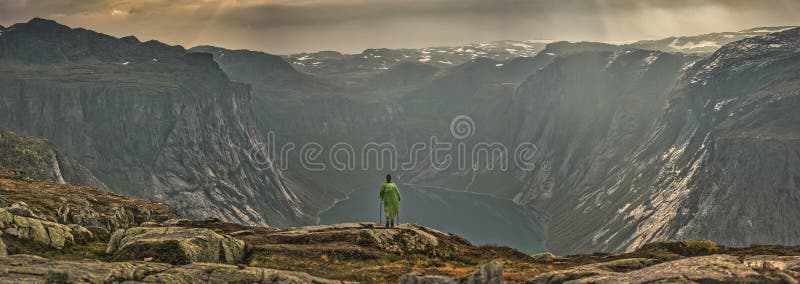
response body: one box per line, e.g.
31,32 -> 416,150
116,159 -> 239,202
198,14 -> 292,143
319,184 -> 547,254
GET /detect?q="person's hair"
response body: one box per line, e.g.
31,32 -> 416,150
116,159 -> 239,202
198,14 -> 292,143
386,174 -> 392,182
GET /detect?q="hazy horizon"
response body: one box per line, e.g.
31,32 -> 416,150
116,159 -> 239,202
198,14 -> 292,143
2,0 -> 799,55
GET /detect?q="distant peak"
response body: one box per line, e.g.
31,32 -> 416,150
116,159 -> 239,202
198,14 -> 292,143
28,18 -> 68,28
738,26 -> 798,33
10,18 -> 70,33
120,35 -> 140,43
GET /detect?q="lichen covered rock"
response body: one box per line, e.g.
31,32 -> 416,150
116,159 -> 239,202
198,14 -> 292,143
0,207 -> 76,249
106,226 -> 245,264
401,261 -> 503,284
6,202 -> 37,218
268,223 -> 447,256
143,262 -> 342,283
0,176 -> 178,239
0,254 -> 341,283
537,255 -> 764,283
530,258 -> 659,283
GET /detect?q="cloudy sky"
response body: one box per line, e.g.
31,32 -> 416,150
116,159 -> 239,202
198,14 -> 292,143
1,0 -> 798,54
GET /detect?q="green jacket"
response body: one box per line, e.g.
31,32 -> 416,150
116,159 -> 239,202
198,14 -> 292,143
379,182 -> 401,219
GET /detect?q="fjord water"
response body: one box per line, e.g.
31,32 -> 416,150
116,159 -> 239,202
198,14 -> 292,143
318,184 -> 546,253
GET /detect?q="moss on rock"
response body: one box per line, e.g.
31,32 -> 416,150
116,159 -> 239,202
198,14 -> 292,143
106,226 -> 245,264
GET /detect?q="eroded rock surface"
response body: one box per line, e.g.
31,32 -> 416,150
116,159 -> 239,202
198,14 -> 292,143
530,258 -> 659,283
106,226 -> 245,264
400,261 -> 503,284
265,223 -> 450,255
0,175 -> 178,240
0,207 -> 76,249
532,255 -> 765,283
0,254 -> 342,284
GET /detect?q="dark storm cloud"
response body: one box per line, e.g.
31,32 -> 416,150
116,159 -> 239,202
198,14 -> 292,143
1,0 -> 798,54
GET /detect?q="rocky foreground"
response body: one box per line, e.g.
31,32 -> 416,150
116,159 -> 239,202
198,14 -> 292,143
0,170 -> 799,283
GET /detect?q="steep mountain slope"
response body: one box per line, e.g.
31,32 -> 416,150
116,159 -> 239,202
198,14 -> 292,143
510,28 -> 800,254
188,45 -> 402,211
187,45 -> 383,146
559,27 -> 800,253
0,127 -> 106,189
407,48 -> 690,198
0,18 -> 310,227
404,28 -> 800,255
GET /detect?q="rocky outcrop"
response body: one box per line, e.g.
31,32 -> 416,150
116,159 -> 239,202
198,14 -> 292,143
0,254 -> 342,283
264,223 -> 450,256
106,226 -> 245,264
530,258 -> 659,283
146,262 -> 345,283
0,207 -> 77,249
0,175 -> 178,239
400,261 -> 503,284
527,253 -> 800,283
5,202 -> 36,218
744,255 -> 800,280
546,255 -> 764,283
0,127 -> 107,189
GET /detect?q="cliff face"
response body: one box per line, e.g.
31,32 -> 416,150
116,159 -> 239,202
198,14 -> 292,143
189,45 -> 410,211
511,29 -> 800,254
506,50 -> 695,253
0,19 -> 310,227
565,28 -> 800,253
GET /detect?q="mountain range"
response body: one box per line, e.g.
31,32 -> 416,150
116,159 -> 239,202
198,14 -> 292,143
0,18 -> 799,258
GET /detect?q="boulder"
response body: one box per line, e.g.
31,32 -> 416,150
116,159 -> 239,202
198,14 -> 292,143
560,255 -> 763,283
743,255 -> 800,272
531,252 -> 559,263
68,224 -> 94,243
0,254 -> 170,283
0,208 -> 75,249
6,202 -> 37,218
143,262 -> 342,283
743,255 -> 800,279
401,260 -> 503,284
529,258 -> 658,283
270,223 -> 443,255
106,226 -> 245,264
0,254 -> 342,283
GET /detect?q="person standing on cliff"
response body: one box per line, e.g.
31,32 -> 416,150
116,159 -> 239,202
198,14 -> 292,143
379,174 -> 401,228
